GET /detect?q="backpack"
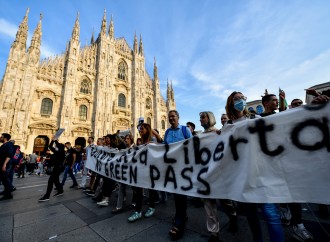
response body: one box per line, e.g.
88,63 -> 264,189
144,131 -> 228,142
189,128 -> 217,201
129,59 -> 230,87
11,146 -> 23,166
164,125 -> 189,142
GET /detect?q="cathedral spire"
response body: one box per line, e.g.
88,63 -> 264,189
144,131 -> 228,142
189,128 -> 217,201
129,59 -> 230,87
100,9 -> 107,36
71,11 -> 80,42
28,13 -> 42,51
167,79 -> 171,98
108,14 -> 114,39
153,57 -> 158,80
139,34 -> 144,55
91,28 -> 94,44
171,80 -> 174,100
13,7 -> 29,49
133,32 -> 138,54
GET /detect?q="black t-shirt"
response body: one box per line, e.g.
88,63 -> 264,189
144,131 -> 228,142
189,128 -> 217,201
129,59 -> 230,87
65,148 -> 77,166
260,111 -> 276,117
0,142 -> 15,167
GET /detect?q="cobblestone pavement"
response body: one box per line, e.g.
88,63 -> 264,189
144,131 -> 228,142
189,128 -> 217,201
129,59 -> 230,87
0,174 -> 329,242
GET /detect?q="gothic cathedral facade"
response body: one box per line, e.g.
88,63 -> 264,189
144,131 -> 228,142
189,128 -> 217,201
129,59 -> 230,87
0,9 -> 176,154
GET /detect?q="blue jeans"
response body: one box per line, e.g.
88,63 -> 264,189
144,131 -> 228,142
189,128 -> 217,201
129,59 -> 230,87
245,203 -> 284,242
9,166 -> 14,189
61,166 -> 78,186
0,166 -> 12,196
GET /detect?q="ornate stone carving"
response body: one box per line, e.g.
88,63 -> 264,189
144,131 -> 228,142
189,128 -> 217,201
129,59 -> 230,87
0,10 -> 176,152
36,89 -> 60,102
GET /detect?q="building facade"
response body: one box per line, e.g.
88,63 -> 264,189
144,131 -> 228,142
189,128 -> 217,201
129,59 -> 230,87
305,81 -> 330,104
246,100 -> 264,114
0,9 -> 176,154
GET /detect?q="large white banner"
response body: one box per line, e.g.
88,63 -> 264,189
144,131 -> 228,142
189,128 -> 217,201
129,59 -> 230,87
86,103 -> 330,204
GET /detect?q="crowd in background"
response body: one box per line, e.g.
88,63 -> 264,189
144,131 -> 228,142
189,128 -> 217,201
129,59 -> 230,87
0,87 -> 329,242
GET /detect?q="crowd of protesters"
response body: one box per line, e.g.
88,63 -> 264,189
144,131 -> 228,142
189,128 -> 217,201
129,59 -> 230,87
0,87 -> 329,242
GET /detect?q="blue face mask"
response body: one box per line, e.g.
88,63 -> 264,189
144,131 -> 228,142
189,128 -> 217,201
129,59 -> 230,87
234,99 -> 247,112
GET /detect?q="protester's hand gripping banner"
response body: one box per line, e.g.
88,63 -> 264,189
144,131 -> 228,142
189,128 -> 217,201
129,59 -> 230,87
86,103 -> 330,203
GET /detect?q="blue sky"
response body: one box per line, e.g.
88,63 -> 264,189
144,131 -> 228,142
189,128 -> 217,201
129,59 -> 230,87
1,0 -> 330,130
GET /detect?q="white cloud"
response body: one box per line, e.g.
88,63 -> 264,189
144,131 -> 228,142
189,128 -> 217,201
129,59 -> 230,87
40,43 -> 57,58
0,18 -> 17,38
0,18 -> 57,59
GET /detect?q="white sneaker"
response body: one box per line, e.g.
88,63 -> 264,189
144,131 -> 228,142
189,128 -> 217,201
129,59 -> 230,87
97,198 -> 109,206
293,225 -> 314,241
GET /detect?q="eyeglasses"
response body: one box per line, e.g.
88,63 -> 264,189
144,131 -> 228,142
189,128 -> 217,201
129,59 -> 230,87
200,116 -> 207,119
233,96 -> 247,101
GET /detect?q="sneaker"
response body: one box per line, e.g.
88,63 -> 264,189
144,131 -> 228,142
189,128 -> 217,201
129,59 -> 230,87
97,198 -> 109,206
53,192 -> 64,197
85,191 -> 95,197
38,195 -> 50,202
112,207 -> 124,214
129,203 -> 136,209
293,225 -> 314,241
0,194 -> 13,200
69,184 -> 78,189
128,211 -> 142,222
280,206 -> 291,226
144,207 -> 156,218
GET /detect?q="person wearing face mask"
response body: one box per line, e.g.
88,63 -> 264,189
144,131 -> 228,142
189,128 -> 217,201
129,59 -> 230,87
199,111 -> 238,242
225,91 -> 284,242
226,92 -> 255,121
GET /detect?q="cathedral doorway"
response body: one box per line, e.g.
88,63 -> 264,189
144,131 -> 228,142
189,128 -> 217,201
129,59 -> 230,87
33,135 -> 50,156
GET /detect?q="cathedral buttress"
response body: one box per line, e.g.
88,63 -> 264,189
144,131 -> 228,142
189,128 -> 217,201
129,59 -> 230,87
60,12 -> 81,138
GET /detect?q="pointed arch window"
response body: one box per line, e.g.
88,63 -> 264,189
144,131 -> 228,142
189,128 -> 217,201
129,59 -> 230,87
161,120 -> 166,130
147,117 -> 151,125
80,79 -> 91,94
118,93 -> 126,107
79,105 -> 87,120
118,61 -> 127,80
40,98 -> 53,115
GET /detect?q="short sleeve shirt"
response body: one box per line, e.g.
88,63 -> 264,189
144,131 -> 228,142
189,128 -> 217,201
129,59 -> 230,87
164,124 -> 192,144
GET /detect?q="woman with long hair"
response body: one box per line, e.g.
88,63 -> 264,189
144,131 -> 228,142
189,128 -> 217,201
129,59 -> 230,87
225,91 -> 284,242
127,123 -> 162,222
